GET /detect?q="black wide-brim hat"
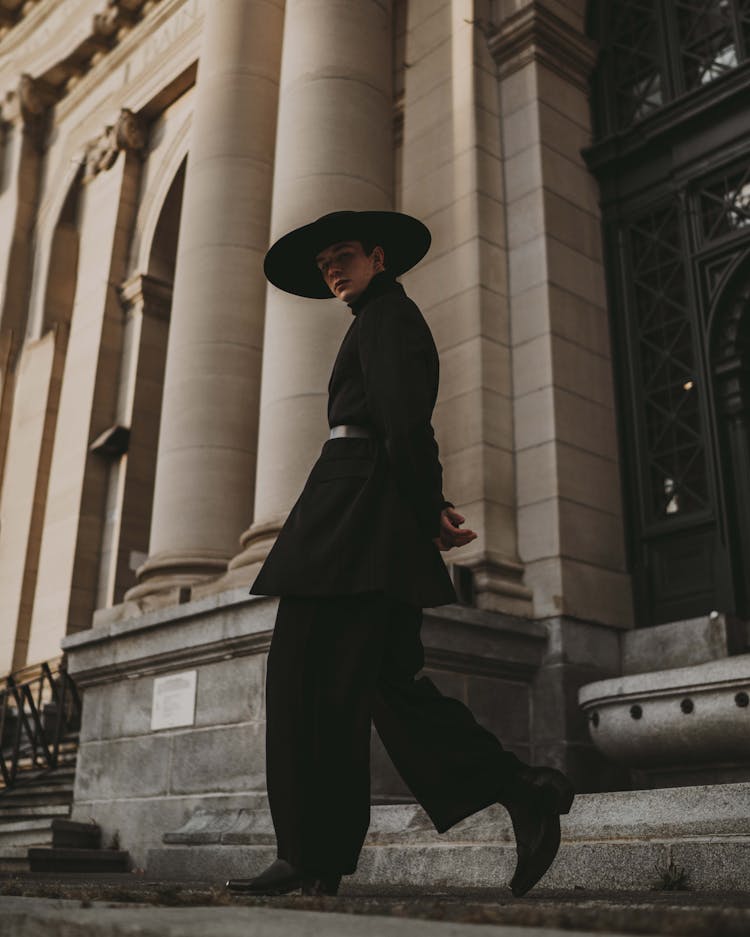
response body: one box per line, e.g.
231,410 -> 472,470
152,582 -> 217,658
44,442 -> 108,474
263,210 -> 431,299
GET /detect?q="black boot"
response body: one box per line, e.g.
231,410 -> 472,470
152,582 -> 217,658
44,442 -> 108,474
505,766 -> 575,898
226,858 -> 341,896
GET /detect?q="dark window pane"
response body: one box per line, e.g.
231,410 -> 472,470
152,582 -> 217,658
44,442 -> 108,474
611,0 -> 664,129
699,163 -> 750,241
675,0 -> 738,89
627,203 -> 710,519
741,0 -> 750,52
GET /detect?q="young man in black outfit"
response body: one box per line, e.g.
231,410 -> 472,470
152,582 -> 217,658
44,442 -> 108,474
227,211 -> 574,898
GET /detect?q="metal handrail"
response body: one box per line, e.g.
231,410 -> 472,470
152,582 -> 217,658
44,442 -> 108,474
0,656 -> 81,793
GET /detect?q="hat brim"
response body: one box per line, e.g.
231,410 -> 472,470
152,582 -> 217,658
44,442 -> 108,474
263,210 -> 431,299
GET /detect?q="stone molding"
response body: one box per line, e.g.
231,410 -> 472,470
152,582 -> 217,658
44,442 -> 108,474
488,2 -> 598,91
0,0 -> 163,124
68,627 -> 273,688
119,271 -> 173,321
82,106 -> 147,181
65,588 -> 547,688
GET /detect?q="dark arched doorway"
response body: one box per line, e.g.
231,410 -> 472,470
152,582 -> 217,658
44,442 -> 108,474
586,1 -> 750,624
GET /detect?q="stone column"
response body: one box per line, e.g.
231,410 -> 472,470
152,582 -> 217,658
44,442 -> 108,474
128,0 -> 284,600
229,0 -> 394,576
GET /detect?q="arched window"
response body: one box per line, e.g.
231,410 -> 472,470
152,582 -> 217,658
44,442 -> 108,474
587,1 -> 750,624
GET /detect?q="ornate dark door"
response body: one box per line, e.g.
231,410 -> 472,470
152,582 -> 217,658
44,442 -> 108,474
586,0 -> 750,624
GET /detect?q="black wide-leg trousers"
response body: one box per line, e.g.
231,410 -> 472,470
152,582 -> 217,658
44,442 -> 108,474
265,593 -> 524,876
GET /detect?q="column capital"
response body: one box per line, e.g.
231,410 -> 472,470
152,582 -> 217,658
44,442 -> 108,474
119,272 -> 173,320
83,107 -> 147,182
488,2 -> 598,90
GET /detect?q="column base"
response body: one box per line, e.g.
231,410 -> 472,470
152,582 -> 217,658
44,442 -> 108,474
227,515 -> 285,572
456,554 -> 534,617
125,549 -> 229,603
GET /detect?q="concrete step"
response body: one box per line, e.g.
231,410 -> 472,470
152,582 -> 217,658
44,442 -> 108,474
51,819 -> 102,850
0,845 -> 30,874
0,817 -> 56,848
147,782 -> 750,893
27,846 -> 131,875
0,803 -> 71,820
0,776 -> 74,795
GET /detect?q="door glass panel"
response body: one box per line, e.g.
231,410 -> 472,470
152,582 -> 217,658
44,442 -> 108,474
699,163 -> 750,242
611,1 -> 664,129
675,0 -> 738,88
628,203 -> 710,519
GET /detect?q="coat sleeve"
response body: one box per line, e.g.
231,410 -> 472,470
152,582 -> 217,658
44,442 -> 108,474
358,298 -> 448,539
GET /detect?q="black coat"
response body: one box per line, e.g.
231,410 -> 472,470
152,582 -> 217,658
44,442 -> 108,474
251,273 -> 456,608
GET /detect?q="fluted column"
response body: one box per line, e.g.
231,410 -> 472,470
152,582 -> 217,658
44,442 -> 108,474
229,0 -> 393,575
128,0 -> 284,600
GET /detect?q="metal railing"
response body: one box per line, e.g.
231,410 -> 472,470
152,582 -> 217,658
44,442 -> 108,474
0,656 -> 81,793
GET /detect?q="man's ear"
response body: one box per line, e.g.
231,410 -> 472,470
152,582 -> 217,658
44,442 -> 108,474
372,245 -> 385,271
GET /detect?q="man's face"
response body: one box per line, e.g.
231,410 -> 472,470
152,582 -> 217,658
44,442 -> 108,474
315,240 -> 384,303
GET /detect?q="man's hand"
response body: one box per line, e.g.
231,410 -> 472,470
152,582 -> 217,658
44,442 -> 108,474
433,506 -> 477,552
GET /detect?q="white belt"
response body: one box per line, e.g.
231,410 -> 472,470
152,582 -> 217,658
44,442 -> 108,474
329,424 -> 373,439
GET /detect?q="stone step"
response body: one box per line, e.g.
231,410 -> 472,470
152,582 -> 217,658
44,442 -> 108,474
50,818 -> 101,850
147,782 -> 750,893
0,803 -> 70,821
0,845 -> 30,874
27,846 -> 131,875
0,818 -> 56,848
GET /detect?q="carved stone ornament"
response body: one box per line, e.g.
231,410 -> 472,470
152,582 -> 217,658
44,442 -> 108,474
92,2 -> 121,38
1,73 -> 58,145
93,0 -> 142,39
84,107 -> 147,181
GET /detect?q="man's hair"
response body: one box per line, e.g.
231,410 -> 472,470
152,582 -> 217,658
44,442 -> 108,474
359,237 -> 385,263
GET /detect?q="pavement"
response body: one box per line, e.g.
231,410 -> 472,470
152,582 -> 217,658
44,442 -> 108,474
2,876 -> 750,937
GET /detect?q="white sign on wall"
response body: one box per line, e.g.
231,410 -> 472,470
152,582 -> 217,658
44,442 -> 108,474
151,669 -> 197,731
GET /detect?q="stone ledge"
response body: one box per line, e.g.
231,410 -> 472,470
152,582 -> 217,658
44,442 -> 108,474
64,592 -> 548,687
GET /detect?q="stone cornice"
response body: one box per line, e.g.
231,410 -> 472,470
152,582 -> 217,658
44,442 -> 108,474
67,628 -> 273,687
55,0 -> 201,125
488,1 -> 598,91
0,0 -> 163,124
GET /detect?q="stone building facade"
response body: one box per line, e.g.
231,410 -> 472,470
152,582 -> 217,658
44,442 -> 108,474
0,0 -> 748,872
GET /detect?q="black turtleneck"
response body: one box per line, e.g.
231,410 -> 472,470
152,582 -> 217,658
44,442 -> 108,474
348,270 -> 397,315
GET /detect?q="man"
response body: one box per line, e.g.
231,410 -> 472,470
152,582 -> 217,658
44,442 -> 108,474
227,211 -> 574,898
